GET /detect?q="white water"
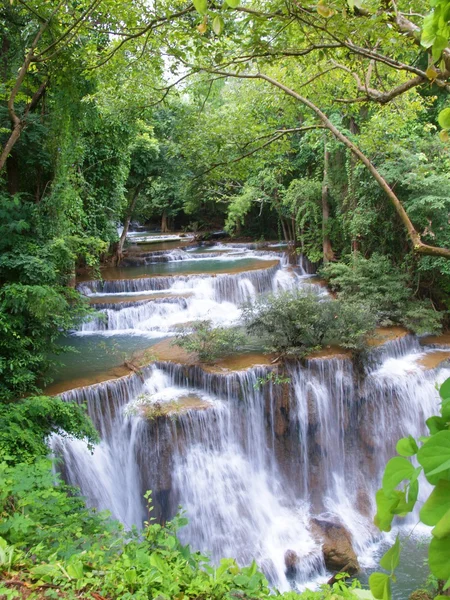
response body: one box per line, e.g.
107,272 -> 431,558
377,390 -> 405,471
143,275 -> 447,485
54,245 -> 450,592
77,250 -> 324,335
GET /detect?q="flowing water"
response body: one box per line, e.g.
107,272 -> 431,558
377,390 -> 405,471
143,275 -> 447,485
51,242 -> 450,596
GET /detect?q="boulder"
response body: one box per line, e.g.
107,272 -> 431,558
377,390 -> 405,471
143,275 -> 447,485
284,549 -> 301,579
311,518 -> 359,575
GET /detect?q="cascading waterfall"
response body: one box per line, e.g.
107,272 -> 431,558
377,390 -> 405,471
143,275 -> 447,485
54,244 -> 450,592
77,253 -> 324,335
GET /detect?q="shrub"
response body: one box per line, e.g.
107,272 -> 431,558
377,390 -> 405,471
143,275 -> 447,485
320,254 -> 442,335
173,320 -> 246,363
0,396 -> 99,464
243,291 -> 376,357
0,460 -> 367,600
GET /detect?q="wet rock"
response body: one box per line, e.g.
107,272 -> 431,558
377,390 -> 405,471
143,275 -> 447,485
284,549 -> 299,577
311,518 -> 359,575
409,591 -> 433,600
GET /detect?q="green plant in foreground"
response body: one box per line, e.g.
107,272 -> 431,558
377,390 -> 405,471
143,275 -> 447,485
370,376 -> 450,600
0,458 -> 373,599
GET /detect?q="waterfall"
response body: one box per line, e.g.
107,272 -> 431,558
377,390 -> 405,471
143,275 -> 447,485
77,264 -> 281,301
54,339 -> 450,590
56,245 -> 450,592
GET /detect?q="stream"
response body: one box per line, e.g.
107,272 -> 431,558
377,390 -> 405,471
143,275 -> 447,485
50,240 -> 450,597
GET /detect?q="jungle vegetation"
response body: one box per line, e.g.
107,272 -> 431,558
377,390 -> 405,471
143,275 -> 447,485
1,0 -> 450,598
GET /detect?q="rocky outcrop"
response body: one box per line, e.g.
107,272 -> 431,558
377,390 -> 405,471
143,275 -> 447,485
311,518 -> 359,575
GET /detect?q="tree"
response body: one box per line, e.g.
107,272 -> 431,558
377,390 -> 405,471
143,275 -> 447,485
115,124 -> 160,262
177,0 -> 450,260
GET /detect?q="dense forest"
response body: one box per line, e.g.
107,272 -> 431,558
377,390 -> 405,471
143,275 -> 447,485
1,0 -> 450,598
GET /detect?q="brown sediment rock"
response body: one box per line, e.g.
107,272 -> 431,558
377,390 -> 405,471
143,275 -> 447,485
417,350 -> 450,370
311,518 -> 359,575
203,352 -> 275,373
367,326 -> 409,347
140,337 -> 195,365
77,259 -> 279,283
421,332 -> 450,347
302,277 -> 329,288
44,366 -> 132,395
138,338 -> 276,372
306,346 -> 352,360
137,394 -> 212,420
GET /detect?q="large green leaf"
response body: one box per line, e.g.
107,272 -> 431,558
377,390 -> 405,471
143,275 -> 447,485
379,536 -> 400,573
212,15 -> 224,35
420,479 -> 450,526
225,0 -> 240,7
382,457 -> 415,495
427,415 -> 448,434
433,507 -> 450,539
429,535 -> 450,580
352,590 -> 376,599
438,109 -> 450,130
193,0 -> 208,15
396,436 -> 418,457
374,489 -> 399,532
418,430 -> 450,484
369,572 -> 391,600
441,378 -> 450,402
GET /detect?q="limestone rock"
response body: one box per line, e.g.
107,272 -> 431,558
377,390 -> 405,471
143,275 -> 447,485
311,518 -> 359,575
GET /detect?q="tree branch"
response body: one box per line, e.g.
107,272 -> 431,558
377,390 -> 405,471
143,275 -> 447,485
199,67 -> 450,260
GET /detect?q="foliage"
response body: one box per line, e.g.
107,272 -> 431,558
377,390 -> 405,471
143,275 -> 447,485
0,283 -> 92,400
173,320 -> 246,362
254,370 -> 291,390
321,254 -> 443,335
371,377 -> 450,600
0,397 -> 98,464
0,460 -> 363,600
243,291 -> 376,357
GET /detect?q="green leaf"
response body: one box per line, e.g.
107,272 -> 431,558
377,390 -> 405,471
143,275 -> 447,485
442,399 -> 450,421
193,0 -> 208,15
379,536 -> 400,573
440,378 -> 450,401
234,574 -> 250,586
369,572 -> 391,600
421,480 -> 450,526
382,457 -> 415,495
225,0 -> 240,7
212,15 -> 224,35
352,590 -> 376,599
396,436 -> 418,457
433,507 -> 450,539
374,489 -> 399,532
427,416 -> 447,434
66,561 -> 83,579
429,535 -> 450,580
418,430 -> 450,484
438,108 -> 450,130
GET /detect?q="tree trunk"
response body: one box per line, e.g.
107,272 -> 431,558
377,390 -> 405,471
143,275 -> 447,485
115,185 -> 142,264
322,138 -> 335,263
280,218 -> 289,244
0,123 -> 23,173
7,152 -> 19,195
161,210 -> 169,233
349,117 -> 360,254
